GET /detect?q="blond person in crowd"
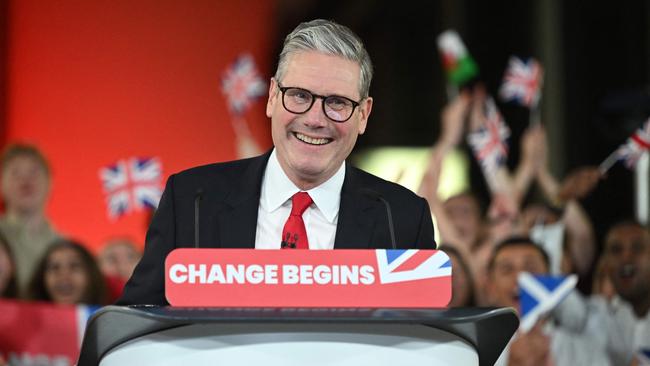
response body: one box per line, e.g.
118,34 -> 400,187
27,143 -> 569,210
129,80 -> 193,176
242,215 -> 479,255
99,237 -> 142,301
0,144 -> 60,294
98,237 -> 141,281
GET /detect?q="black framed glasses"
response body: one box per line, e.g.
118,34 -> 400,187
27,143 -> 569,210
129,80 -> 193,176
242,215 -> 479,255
277,82 -> 361,123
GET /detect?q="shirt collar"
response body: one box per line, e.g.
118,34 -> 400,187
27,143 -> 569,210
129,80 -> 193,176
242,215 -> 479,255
261,148 -> 345,223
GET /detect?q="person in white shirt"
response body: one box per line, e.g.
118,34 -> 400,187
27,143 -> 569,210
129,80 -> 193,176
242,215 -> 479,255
555,221 -> 650,365
486,236 -> 610,366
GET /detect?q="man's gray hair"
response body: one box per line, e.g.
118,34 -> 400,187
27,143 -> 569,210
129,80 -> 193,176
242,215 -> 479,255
274,19 -> 373,99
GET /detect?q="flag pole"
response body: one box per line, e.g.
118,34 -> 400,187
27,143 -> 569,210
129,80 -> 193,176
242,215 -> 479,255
446,83 -> 459,101
635,151 -> 649,225
529,100 -> 541,126
599,150 -> 619,174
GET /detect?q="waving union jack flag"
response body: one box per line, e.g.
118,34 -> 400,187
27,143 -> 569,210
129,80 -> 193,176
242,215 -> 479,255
221,54 -> 267,115
467,98 -> 511,176
376,249 -> 451,284
499,56 -> 544,108
99,157 -> 163,219
616,118 -> 650,169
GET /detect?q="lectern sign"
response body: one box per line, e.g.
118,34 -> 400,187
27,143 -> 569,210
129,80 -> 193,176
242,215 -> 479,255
165,249 -> 451,307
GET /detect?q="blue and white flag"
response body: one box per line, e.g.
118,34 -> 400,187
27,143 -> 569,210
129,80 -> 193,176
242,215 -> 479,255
518,272 -> 577,332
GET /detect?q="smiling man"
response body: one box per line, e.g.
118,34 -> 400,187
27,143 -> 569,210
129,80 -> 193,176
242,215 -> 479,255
118,19 -> 436,305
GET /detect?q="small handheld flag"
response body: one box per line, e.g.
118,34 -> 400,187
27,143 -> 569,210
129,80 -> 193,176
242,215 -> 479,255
436,30 -> 479,87
499,56 -> 544,108
99,157 -> 163,219
221,54 -> 267,116
221,53 -> 266,158
467,97 -> 511,180
599,117 -> 650,173
518,272 -> 577,333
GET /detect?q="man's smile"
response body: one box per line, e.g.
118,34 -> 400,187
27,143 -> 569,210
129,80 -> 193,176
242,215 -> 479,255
293,132 -> 332,146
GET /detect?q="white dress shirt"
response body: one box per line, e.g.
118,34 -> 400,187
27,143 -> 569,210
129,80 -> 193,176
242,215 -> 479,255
494,322 -> 611,366
255,149 -> 344,249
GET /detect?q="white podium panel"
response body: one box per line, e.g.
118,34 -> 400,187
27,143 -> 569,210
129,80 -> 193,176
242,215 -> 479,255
101,323 -> 478,366
78,306 -> 518,366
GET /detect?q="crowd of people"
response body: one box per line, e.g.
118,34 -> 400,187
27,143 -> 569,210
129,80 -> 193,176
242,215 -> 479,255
0,18 -> 648,365
417,87 -> 650,365
0,144 -> 141,306
1,117 -> 648,364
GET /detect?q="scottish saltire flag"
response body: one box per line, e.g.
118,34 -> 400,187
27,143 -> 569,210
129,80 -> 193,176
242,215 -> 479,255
518,272 -> 577,332
467,98 -> 511,175
499,56 -> 544,108
99,157 -> 163,219
636,349 -> 650,365
616,117 -> 650,169
221,54 -> 267,115
436,30 -> 479,86
376,249 -> 451,284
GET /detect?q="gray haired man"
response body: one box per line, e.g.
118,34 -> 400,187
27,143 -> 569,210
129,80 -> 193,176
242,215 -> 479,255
119,19 -> 436,306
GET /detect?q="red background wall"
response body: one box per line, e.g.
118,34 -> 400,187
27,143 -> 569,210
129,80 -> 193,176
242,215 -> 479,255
4,0 -> 274,251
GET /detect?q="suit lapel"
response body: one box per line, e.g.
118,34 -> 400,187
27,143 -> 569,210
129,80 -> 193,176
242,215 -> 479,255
334,166 -> 379,249
217,152 -> 271,248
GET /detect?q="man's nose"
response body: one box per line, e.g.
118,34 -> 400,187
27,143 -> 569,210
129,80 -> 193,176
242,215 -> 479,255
302,98 -> 328,127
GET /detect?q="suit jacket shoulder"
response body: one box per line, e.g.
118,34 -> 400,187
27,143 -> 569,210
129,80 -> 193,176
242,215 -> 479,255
116,152 -> 270,305
335,165 -> 436,250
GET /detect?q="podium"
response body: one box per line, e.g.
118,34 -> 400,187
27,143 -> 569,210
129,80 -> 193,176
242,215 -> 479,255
78,306 -> 518,366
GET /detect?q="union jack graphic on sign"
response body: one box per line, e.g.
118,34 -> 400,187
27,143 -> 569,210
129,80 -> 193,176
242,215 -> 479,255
616,118 -> 650,169
221,54 -> 267,115
499,56 -> 544,108
376,249 -> 451,284
99,157 -> 163,219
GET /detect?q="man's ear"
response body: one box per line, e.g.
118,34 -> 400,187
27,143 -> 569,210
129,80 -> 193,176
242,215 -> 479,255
357,97 -> 373,135
266,78 -> 278,118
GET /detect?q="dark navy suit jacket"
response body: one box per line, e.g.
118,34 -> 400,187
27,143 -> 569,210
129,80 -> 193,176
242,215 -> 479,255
117,151 -> 436,305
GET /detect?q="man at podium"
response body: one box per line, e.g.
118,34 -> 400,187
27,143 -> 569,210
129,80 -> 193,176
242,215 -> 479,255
118,19 -> 436,305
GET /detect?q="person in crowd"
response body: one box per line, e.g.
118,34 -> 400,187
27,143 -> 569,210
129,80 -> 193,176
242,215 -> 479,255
0,232 -> 18,298
98,237 -> 141,281
418,90 -> 519,305
557,221 -> 650,365
419,92 -> 483,255
438,244 -> 475,307
0,144 -> 60,294
591,254 -> 617,302
98,237 -> 142,301
28,239 -> 108,305
514,125 -> 600,276
118,19 -> 436,306
486,236 -> 610,366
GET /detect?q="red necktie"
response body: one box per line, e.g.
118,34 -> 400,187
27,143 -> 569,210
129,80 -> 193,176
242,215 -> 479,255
281,192 -> 312,249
